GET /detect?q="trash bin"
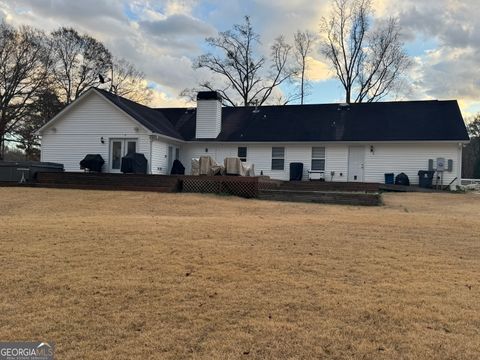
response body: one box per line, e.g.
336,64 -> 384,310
289,162 -> 304,181
418,170 -> 435,188
384,173 -> 394,185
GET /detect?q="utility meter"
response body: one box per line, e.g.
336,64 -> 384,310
436,157 -> 446,172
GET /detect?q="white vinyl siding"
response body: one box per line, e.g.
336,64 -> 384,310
195,100 -> 221,139
151,139 -> 183,175
363,143 -> 461,185
181,144 -> 349,181
40,92 -> 151,173
180,142 -> 462,185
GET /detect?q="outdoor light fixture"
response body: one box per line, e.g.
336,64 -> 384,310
100,137 -> 105,144
370,145 -> 375,154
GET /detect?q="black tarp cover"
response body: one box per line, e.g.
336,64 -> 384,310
170,159 -> 185,175
80,154 -> 105,172
121,153 -> 148,174
395,172 -> 410,186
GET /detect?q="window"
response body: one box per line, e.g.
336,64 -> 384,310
271,147 -> 285,170
238,147 -> 247,162
112,141 -> 122,169
127,141 -> 137,154
311,147 -> 325,171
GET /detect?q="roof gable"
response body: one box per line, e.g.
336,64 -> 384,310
37,89 -> 152,135
96,89 -> 183,140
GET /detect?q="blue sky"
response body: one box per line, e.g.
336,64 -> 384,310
1,0 -> 479,119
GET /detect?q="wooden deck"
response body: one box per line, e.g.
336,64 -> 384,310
34,172 -> 182,192
1,172 -> 438,206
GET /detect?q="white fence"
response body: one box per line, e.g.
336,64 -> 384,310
460,178 -> 480,191
461,178 -> 480,185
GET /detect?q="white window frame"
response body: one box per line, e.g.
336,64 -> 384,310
311,147 -> 326,171
109,138 -> 138,172
237,147 -> 247,162
271,147 -> 285,171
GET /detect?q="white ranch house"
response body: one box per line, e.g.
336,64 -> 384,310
38,88 -> 469,187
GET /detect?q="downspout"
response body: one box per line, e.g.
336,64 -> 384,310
149,136 -> 153,174
457,143 -> 463,189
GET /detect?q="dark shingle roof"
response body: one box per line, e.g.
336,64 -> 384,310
97,89 -> 183,139
97,89 -> 469,142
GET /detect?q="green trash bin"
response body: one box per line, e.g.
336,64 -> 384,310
418,170 -> 435,188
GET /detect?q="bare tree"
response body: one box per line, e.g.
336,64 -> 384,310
462,115 -> 480,178
320,0 -> 411,103
107,58 -> 153,105
14,89 -> 62,160
293,30 -> 315,104
0,22 -> 52,159
50,27 -> 111,104
191,16 -> 295,106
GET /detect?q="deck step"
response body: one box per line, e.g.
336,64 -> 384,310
259,189 -> 382,206
276,181 -> 380,193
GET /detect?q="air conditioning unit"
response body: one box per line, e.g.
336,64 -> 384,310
308,170 -> 325,181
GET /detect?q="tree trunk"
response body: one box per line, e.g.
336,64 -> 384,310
0,121 -> 5,160
345,90 -> 351,104
301,65 -> 305,105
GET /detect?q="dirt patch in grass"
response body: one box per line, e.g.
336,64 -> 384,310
0,188 -> 479,359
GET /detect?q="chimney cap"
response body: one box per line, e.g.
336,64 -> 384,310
197,91 -> 222,101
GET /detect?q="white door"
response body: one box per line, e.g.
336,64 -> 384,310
109,138 -> 138,172
166,146 -> 180,174
348,146 -> 365,182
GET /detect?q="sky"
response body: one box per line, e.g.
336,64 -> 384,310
0,0 -> 479,120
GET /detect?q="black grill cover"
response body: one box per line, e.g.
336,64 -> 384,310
395,172 -> 410,186
170,159 -> 185,175
290,162 -> 304,181
80,154 -> 105,172
121,152 -> 148,174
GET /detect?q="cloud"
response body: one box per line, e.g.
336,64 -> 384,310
149,86 -> 190,108
304,56 -> 332,82
0,0 -> 479,116
12,0 -> 125,22
139,14 -> 215,37
384,0 -> 480,116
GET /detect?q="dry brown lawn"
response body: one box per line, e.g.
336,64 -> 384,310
0,188 -> 479,359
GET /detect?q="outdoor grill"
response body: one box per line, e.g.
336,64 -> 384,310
121,152 -> 148,174
80,154 -> 105,172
